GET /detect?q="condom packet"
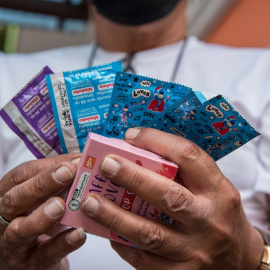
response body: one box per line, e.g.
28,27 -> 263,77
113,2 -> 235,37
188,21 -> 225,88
46,61 -> 123,154
149,95 -> 260,161
147,91 -> 206,131
61,132 -> 178,247
0,66 -> 62,158
103,71 -> 206,139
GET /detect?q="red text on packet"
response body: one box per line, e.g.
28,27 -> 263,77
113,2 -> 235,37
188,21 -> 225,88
41,86 -> 48,96
41,119 -> 56,134
120,189 -> 136,211
78,115 -> 100,124
72,86 -> 94,96
23,96 -> 40,112
98,83 -> 114,91
110,189 -> 136,244
84,155 -> 96,169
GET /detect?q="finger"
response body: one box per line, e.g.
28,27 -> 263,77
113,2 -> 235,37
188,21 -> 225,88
125,128 -> 224,192
0,161 -> 78,221
0,153 -> 81,196
2,197 -> 65,254
32,228 -> 86,270
99,155 -> 204,223
0,209 -> 11,234
47,223 -> 70,238
111,241 -> 181,270
81,193 -> 189,260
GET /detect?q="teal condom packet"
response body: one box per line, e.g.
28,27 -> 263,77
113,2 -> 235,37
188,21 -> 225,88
148,91 -> 207,132
149,95 -> 260,161
103,71 -> 202,139
46,61 -> 123,153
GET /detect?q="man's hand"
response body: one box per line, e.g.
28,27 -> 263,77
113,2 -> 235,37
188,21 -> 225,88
80,128 -> 263,270
0,154 -> 86,270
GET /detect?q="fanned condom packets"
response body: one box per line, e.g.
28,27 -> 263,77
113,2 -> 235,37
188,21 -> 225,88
148,95 -> 260,161
103,71 -> 207,139
0,66 -> 62,158
46,61 -> 123,154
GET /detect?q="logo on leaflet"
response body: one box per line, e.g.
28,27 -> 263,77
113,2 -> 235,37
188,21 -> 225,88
78,114 -> 100,124
68,199 -> 80,211
84,156 -> 96,169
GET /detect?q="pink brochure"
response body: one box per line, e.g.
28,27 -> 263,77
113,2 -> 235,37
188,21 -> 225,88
61,132 -> 178,247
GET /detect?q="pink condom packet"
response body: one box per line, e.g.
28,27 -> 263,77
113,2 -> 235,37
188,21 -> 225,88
61,132 -> 178,248
0,66 -> 62,158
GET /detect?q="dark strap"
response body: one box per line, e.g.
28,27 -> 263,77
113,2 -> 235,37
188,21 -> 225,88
88,43 -> 136,73
88,42 -> 97,67
170,38 -> 187,82
256,227 -> 270,245
122,53 -> 136,73
88,39 -> 188,81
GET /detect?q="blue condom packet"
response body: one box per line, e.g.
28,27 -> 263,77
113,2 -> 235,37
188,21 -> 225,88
149,94 -> 260,161
148,91 -> 207,132
103,72 -> 206,139
46,61 -> 123,153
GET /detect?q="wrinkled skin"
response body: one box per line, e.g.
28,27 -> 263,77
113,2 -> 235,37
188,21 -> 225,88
0,154 -> 86,270
80,128 -> 263,270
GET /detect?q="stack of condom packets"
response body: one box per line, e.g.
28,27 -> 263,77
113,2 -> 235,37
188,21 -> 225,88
103,72 -> 260,161
0,66 -> 260,162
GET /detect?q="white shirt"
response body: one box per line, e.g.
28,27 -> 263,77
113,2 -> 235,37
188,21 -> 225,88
1,37 -> 270,269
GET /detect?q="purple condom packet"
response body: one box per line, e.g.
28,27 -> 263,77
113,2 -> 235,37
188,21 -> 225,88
0,66 -> 62,158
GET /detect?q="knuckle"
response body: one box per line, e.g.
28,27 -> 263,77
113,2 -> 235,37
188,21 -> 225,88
214,222 -> 234,249
19,218 -> 39,239
1,190 -> 19,217
164,184 -> 191,216
228,188 -> 241,209
220,182 -> 242,213
192,202 -> 212,230
136,222 -> 164,250
180,140 -> 202,162
31,174 -> 48,199
10,162 -> 29,186
3,221 -> 21,247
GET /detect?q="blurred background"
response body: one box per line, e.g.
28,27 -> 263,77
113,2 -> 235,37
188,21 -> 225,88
0,0 -> 269,53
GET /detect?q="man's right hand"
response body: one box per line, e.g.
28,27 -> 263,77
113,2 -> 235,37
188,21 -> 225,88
0,154 -> 86,270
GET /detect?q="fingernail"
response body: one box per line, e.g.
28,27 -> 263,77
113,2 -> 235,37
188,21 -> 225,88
67,227 -> 86,245
82,196 -> 99,215
101,156 -> 119,176
125,128 -> 141,141
45,199 -> 65,218
71,158 -> 81,166
53,165 -> 74,184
